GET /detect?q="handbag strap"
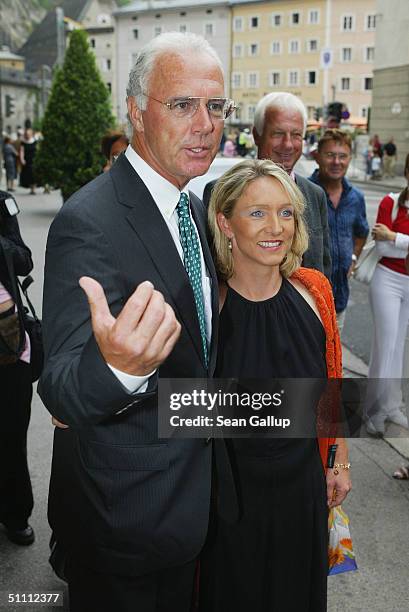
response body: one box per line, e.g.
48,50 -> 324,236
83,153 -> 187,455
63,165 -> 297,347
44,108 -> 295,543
388,192 -> 400,223
18,276 -> 40,322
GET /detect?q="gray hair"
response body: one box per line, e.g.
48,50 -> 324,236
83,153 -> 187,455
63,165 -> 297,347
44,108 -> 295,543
253,92 -> 308,137
126,32 -> 224,111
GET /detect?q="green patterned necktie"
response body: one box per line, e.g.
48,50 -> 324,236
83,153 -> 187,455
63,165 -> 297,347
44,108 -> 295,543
177,192 -> 208,367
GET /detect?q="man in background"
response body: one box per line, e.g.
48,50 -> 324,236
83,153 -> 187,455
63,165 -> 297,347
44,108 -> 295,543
309,130 -> 369,333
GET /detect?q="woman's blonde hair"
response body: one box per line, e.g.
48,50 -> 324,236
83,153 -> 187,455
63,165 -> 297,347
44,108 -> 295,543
208,159 -> 308,280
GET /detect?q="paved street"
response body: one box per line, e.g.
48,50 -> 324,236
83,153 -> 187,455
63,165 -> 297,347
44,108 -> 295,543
0,182 -> 408,612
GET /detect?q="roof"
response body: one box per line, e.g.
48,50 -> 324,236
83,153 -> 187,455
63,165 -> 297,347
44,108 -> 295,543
114,0 -> 229,16
0,48 -> 25,62
18,0 -> 92,74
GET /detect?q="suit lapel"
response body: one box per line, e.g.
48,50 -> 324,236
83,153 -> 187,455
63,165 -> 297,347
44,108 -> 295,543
111,156 -> 205,366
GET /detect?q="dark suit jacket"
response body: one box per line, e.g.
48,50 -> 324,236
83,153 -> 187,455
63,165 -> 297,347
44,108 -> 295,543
295,174 -> 331,280
203,175 -> 332,280
38,155 -> 220,576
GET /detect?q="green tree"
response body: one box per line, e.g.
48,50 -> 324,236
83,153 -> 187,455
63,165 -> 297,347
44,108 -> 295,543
34,29 -> 115,201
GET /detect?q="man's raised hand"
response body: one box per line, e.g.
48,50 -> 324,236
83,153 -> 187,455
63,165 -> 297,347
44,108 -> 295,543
79,277 -> 181,376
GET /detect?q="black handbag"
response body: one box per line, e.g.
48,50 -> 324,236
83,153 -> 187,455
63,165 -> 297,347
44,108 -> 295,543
19,276 -> 44,383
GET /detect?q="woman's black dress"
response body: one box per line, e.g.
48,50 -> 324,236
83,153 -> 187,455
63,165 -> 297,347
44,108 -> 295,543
20,141 -> 36,188
200,278 -> 329,612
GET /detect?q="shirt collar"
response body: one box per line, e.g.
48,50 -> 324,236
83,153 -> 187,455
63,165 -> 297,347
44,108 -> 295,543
309,169 -> 352,195
125,144 -> 189,220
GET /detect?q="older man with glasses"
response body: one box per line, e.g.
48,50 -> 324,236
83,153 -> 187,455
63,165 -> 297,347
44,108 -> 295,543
39,32 -> 235,612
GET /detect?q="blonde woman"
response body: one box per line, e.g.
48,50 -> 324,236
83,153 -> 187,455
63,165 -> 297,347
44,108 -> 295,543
200,160 -> 350,612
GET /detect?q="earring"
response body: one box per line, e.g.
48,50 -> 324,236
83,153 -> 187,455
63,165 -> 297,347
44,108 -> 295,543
228,239 -> 232,250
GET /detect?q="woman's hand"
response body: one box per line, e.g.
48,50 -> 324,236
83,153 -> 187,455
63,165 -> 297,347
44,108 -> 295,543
326,467 -> 352,508
372,223 -> 396,242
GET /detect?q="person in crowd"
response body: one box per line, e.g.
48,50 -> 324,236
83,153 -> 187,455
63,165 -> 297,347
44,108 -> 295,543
38,32 -> 236,612
222,137 -> 236,157
0,190 -> 35,546
2,137 -> 18,192
371,134 -> 383,159
364,153 -> 409,439
364,140 -> 374,180
204,92 -> 332,279
371,151 -> 382,180
200,159 -> 351,612
100,129 -> 129,172
310,130 -> 369,333
383,137 -> 397,178
19,128 -> 37,194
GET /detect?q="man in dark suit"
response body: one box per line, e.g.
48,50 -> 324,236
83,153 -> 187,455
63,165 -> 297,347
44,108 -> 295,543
39,32 -> 236,612
204,92 -> 331,279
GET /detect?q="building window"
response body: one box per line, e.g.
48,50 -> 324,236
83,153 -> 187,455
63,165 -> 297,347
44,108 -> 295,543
231,72 -> 242,89
288,70 -> 299,86
341,77 -> 351,91
341,47 -> 352,62
247,105 -> 256,122
306,70 -> 317,85
250,16 -> 259,29
360,106 -> 368,118
247,72 -> 259,88
154,26 -> 162,36
204,23 -> 214,36
308,9 -> 320,24
307,39 -> 318,52
364,77 -> 373,90
249,43 -> 259,57
107,82 -> 111,93
271,13 -> 282,27
269,71 -> 281,87
270,40 -> 282,55
235,105 -> 242,121
341,15 -> 354,31
90,38 -> 95,48
291,12 -> 300,25
106,58 -> 111,71
233,16 -> 244,32
179,24 -> 187,33
366,14 -> 376,30
233,44 -> 243,58
289,39 -> 300,54
365,46 -> 375,62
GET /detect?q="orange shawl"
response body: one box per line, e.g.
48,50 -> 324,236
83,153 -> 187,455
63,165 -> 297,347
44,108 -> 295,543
291,267 -> 343,469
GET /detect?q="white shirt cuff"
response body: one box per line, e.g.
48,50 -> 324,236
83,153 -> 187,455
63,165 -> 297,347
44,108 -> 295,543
107,363 -> 156,394
395,233 -> 409,251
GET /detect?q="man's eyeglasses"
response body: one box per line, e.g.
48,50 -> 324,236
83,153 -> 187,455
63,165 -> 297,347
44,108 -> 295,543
322,152 -> 350,161
143,94 -> 237,120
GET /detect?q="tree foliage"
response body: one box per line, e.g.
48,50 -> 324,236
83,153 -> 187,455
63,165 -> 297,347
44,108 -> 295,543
34,29 -> 114,200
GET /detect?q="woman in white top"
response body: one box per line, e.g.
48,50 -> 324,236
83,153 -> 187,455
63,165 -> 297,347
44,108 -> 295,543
365,154 -> 409,438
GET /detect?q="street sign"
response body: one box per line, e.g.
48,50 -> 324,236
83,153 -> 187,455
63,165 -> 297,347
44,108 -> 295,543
320,48 -> 333,69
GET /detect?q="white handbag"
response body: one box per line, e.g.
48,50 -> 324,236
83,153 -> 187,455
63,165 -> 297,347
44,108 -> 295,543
354,192 -> 400,284
354,240 -> 378,284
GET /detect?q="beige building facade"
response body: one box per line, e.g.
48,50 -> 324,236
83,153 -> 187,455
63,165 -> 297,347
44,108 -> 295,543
81,0 -> 118,118
230,0 -> 375,126
113,0 -> 231,125
370,0 -> 409,172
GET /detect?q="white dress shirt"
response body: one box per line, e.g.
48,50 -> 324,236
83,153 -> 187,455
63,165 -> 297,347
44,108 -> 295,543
108,145 -> 212,393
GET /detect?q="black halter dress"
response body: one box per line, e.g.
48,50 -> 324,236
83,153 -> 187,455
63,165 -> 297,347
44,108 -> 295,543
200,278 -> 329,612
